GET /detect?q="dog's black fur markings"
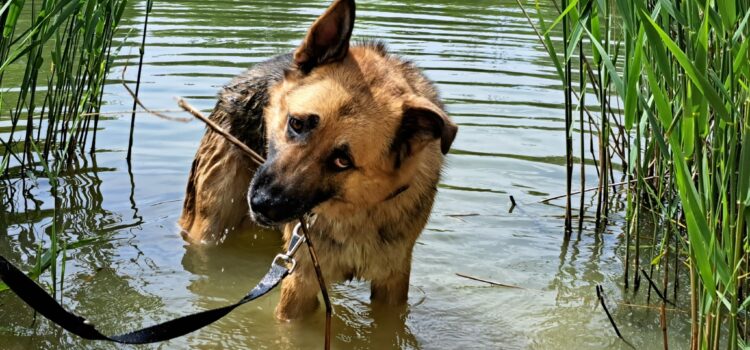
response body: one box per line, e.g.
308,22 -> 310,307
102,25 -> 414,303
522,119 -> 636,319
213,53 -> 294,156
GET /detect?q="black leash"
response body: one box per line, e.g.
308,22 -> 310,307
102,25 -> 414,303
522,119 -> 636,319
0,224 -> 307,344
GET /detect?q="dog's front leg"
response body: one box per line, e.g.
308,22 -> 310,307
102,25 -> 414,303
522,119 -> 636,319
276,264 -> 321,320
370,267 -> 411,305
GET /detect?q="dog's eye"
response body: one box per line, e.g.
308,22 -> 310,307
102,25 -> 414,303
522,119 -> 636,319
332,156 -> 352,170
328,146 -> 354,171
289,117 -> 304,133
287,114 -> 320,136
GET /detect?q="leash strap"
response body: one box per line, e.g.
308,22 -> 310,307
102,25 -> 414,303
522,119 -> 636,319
0,254 -> 289,344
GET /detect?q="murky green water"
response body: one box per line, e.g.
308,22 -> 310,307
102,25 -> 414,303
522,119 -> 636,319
1,0 -> 692,349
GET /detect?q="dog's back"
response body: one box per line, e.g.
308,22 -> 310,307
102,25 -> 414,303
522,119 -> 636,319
179,54 -> 291,240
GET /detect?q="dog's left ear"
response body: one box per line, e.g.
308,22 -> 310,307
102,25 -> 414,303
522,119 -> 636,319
393,96 -> 458,164
294,0 -> 356,73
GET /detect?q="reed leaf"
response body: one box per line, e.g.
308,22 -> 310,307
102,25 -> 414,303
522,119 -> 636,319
640,10 -> 731,121
624,28 -> 644,130
544,0 -> 579,36
531,0 -> 564,82
581,25 -> 624,99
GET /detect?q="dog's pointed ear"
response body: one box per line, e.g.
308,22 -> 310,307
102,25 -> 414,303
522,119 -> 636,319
294,0 -> 356,73
392,96 -> 458,165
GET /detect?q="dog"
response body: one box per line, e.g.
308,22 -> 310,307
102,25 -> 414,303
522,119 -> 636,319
179,0 -> 457,320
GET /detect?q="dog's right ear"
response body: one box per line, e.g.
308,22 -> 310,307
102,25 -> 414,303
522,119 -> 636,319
294,0 -> 356,73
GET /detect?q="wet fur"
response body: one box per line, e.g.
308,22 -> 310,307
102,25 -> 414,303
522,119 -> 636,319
179,55 -> 290,240
180,0 -> 456,320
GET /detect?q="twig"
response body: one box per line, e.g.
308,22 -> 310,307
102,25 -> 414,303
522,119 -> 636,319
176,98 -> 264,165
596,285 -> 635,349
299,217 -> 332,350
640,269 -> 676,307
455,273 -> 523,289
121,64 -> 191,123
445,213 -> 479,218
539,176 -> 659,203
84,109 -> 187,117
618,302 -> 688,314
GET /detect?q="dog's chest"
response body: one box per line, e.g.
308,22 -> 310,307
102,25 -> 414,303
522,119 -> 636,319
314,219 -> 413,281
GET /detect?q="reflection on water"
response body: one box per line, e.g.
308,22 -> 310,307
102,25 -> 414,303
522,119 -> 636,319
1,0 -> 691,349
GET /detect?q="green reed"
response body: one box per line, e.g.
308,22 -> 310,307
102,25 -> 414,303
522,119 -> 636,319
520,0 -> 750,348
0,0 -> 127,174
0,0 -> 128,296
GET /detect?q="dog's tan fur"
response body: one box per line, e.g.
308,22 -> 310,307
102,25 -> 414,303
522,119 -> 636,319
179,130 -> 257,242
180,0 -> 457,320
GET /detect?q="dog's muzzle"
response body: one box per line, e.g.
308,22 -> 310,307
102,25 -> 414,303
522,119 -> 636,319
248,185 -> 302,226
248,164 -> 310,226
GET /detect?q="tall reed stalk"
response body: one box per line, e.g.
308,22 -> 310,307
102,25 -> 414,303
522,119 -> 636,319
520,0 -> 750,348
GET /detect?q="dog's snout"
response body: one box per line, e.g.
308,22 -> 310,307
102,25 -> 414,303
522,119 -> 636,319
249,189 -> 271,218
248,167 -> 300,225
249,187 -> 299,223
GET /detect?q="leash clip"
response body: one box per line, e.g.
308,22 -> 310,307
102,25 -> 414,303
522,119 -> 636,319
272,254 -> 297,273
271,222 -> 307,273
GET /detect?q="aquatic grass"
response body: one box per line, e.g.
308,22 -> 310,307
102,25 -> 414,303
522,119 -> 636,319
1,138 -> 114,295
520,0 -> 750,348
125,0 -> 152,163
561,0 -> 574,236
0,0 -> 128,299
0,0 -> 128,174
0,236 -> 109,293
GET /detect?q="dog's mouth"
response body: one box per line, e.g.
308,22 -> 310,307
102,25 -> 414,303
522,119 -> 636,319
248,210 -> 278,227
250,207 -> 321,229
249,208 -> 303,228
247,162 -> 335,227
248,198 -> 310,227
247,185 -> 326,227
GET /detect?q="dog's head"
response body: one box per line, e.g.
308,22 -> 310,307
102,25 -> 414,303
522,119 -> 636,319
248,0 -> 457,226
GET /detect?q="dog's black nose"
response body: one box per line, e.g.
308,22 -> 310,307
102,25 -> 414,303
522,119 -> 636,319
249,187 -> 296,224
249,191 -> 268,216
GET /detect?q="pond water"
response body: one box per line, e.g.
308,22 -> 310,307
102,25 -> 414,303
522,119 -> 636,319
1,0 -> 693,349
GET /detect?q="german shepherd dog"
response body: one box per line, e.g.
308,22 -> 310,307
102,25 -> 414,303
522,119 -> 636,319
179,0 -> 457,320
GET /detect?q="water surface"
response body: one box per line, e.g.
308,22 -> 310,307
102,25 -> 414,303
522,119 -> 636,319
1,1 -> 691,349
